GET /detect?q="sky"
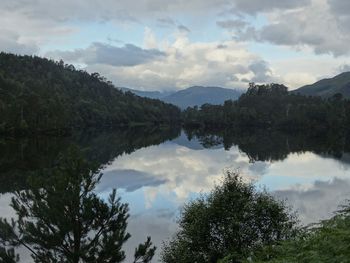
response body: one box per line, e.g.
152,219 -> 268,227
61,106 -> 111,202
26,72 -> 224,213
2,0 -> 350,91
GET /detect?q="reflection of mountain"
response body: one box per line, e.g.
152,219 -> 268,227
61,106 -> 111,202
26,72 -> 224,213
184,128 -> 350,163
0,127 -> 180,193
171,131 -> 223,150
162,86 -> 242,109
2,126 -> 350,194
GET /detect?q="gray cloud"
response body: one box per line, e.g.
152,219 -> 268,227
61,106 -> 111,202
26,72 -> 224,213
48,42 -> 165,67
216,19 -> 247,30
230,0 -> 311,15
328,0 -> 350,16
177,25 -> 191,32
0,30 -> 38,55
259,23 -> 299,45
230,0 -> 350,57
0,0 -> 312,25
1,0 -> 346,60
157,17 -> 176,27
157,17 -> 190,32
249,60 -> 272,82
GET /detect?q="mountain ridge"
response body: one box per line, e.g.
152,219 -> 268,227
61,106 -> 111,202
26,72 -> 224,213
293,71 -> 350,98
124,86 -> 243,109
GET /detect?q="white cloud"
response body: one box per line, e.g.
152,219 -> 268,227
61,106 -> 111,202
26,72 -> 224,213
1,0 -> 311,23
0,0 -> 350,91
233,0 -> 350,57
71,30 -> 274,91
270,55 -> 346,89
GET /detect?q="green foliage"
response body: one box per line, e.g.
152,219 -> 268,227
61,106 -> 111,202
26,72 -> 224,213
0,53 -> 181,135
0,147 -> 156,263
245,203 -> 350,263
183,83 -> 350,133
294,71 -> 350,98
161,172 -> 298,263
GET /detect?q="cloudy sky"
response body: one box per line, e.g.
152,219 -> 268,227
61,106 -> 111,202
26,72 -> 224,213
2,0 -> 350,91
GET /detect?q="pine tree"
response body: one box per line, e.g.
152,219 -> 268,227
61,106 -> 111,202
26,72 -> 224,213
0,147 -> 156,263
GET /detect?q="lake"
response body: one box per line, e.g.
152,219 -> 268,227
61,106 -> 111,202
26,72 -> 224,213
1,127 -> 350,261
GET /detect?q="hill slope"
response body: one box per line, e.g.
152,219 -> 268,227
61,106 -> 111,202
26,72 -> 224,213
120,87 -> 173,100
293,72 -> 350,98
0,53 -> 180,134
162,86 -> 243,109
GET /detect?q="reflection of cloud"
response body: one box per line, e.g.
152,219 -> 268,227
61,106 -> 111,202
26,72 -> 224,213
0,193 -> 15,219
268,152 -> 350,180
0,194 -> 32,262
172,132 -> 223,150
103,142 -> 350,211
103,143 -> 257,206
248,161 -> 270,175
274,178 -> 350,225
98,169 -> 167,192
125,211 -> 179,262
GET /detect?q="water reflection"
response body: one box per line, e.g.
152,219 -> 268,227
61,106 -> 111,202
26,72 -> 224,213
0,126 -> 180,193
0,127 -> 350,261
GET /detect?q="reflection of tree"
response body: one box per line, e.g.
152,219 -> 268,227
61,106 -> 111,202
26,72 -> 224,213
184,127 -> 350,163
0,126 -> 180,193
0,148 -> 155,263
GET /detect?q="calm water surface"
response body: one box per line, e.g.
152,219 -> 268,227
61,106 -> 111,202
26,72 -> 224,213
1,127 -> 350,261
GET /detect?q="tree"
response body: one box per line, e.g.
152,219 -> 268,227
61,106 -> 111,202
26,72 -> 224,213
161,171 -> 298,263
246,202 -> 350,263
0,53 -> 181,135
0,148 -> 156,263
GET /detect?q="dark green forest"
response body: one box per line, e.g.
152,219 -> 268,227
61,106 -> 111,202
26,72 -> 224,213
0,53 -> 181,135
1,53 -> 349,136
183,83 -> 350,133
183,127 -> 350,162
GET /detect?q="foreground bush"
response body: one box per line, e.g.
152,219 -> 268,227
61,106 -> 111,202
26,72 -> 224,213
245,204 -> 350,263
161,172 -> 298,263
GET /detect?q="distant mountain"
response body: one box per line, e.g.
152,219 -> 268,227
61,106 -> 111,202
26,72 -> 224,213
293,72 -> 350,98
120,87 -> 174,100
162,86 -> 243,109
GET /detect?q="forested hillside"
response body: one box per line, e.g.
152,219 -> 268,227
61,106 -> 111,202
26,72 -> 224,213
293,71 -> 350,98
0,53 -> 181,135
183,83 -> 350,133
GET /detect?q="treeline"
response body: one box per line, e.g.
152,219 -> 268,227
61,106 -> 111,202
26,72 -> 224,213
0,53 -> 181,135
184,127 -> 350,162
183,83 -> 350,133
